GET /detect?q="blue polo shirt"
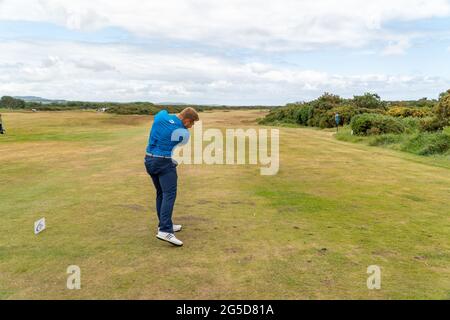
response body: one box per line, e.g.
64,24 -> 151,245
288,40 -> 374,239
146,110 -> 190,157
335,113 -> 341,124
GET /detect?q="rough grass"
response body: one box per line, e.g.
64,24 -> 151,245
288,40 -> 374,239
336,126 -> 450,167
401,132 -> 450,155
0,110 -> 449,299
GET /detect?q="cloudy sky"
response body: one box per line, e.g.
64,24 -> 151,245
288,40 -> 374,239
0,0 -> 450,105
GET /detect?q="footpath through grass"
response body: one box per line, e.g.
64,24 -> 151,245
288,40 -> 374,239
0,110 -> 449,299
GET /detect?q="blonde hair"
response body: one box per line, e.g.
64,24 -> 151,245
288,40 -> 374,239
179,107 -> 199,122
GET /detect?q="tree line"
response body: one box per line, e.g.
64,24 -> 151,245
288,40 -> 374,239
259,91 -> 449,131
0,96 -> 271,114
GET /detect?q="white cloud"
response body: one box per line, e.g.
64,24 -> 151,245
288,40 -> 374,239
0,0 -> 449,51
0,40 -> 447,104
382,38 -> 411,56
1,1 -> 449,103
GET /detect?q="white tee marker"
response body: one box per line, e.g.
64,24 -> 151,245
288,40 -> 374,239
34,218 -> 46,235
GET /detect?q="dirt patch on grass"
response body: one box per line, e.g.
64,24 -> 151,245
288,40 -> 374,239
117,204 -> 146,212
177,215 -> 211,223
101,115 -> 151,126
223,247 -> 241,254
401,194 -> 424,202
197,200 -> 213,205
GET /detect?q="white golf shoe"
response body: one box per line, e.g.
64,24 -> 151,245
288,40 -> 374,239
156,231 -> 183,247
158,224 -> 182,232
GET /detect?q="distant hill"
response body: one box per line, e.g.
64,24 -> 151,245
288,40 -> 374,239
157,102 -> 189,106
9,96 -> 273,108
14,96 -> 67,104
158,102 -> 226,107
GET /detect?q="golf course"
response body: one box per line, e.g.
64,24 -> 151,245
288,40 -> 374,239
0,109 -> 449,299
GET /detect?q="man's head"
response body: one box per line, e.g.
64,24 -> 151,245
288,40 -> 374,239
178,107 -> 199,129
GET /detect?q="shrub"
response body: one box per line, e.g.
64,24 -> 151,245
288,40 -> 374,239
312,93 -> 343,111
318,115 -> 333,129
367,127 -> 382,135
351,113 -> 405,136
402,132 -> 450,155
0,96 -> 26,109
419,117 -> 448,132
106,104 -> 161,115
306,93 -> 345,128
353,93 -> 386,109
369,134 -> 403,146
436,91 -> 450,121
259,106 -> 298,124
259,92 -> 447,131
331,105 -> 358,125
387,106 -> 432,118
439,89 -> 450,100
294,105 -> 313,125
416,97 -> 437,109
355,108 -> 386,115
400,117 -> 421,133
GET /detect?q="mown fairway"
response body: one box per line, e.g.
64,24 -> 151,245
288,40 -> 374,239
0,110 -> 449,299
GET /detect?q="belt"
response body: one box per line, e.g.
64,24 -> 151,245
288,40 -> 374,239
146,152 -> 172,159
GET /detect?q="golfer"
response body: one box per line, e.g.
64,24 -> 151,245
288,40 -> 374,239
0,114 -> 4,134
335,112 -> 341,132
144,107 -> 199,246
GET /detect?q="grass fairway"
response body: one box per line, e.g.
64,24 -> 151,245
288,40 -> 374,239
0,110 -> 449,300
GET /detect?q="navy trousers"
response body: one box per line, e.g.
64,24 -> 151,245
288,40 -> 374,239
144,156 -> 178,233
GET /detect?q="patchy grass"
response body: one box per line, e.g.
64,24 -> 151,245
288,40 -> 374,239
0,110 -> 449,299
